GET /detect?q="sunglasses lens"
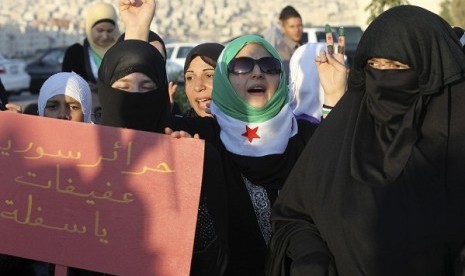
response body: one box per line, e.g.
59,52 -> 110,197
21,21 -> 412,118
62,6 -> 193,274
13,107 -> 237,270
228,57 -> 254,74
227,57 -> 282,75
257,57 -> 281,74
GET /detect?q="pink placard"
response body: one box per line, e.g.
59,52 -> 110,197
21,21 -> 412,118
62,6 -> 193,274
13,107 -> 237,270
0,112 -> 205,276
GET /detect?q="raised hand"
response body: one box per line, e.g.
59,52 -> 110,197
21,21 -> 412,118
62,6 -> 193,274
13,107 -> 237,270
315,25 -> 348,107
119,0 -> 156,41
168,80 -> 178,102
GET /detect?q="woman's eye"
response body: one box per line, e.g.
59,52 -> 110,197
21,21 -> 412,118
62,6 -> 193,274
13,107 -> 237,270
115,85 -> 130,90
185,75 -> 193,81
367,61 -> 378,67
70,105 -> 82,111
394,63 -> 409,69
142,85 -> 156,90
206,73 -> 214,79
45,104 -> 56,110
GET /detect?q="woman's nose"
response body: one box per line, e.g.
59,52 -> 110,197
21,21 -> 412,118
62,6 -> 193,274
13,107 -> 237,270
251,64 -> 264,78
57,106 -> 71,120
194,78 -> 206,92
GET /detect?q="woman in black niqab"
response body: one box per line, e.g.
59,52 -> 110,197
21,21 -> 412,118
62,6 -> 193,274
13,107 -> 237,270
267,6 -> 465,276
98,39 -> 228,276
98,39 -> 171,133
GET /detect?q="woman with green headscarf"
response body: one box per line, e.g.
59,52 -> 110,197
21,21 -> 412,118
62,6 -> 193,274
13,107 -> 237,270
171,34 -> 320,275
210,35 -> 318,276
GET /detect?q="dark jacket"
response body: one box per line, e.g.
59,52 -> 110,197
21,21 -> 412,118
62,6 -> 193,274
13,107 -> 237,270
0,78 -> 7,109
62,40 -> 97,84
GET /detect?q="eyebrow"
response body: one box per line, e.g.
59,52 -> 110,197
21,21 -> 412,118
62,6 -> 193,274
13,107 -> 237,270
66,100 -> 81,105
115,78 -> 133,83
140,80 -> 156,85
116,77 -> 155,84
46,99 -> 80,104
96,27 -> 115,31
186,68 -> 215,73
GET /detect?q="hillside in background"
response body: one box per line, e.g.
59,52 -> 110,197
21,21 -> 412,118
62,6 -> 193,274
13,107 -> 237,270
0,0 -> 440,57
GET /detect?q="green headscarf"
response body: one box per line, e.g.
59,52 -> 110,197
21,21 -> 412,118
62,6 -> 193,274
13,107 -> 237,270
212,35 -> 288,123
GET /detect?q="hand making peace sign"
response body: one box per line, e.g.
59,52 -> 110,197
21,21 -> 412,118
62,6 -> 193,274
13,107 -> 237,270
316,25 -> 348,107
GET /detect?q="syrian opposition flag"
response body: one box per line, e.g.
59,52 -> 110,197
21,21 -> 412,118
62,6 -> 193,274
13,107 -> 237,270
211,102 -> 297,157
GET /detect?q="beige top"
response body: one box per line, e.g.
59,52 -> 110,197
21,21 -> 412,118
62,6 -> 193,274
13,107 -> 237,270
276,36 -> 300,62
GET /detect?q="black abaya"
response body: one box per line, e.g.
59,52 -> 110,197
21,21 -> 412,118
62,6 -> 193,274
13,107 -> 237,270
267,6 -> 465,276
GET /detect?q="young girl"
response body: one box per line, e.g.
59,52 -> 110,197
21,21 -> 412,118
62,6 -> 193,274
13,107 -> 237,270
38,72 -> 92,123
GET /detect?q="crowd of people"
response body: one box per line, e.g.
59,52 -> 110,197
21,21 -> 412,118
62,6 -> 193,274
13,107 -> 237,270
1,0 -> 465,275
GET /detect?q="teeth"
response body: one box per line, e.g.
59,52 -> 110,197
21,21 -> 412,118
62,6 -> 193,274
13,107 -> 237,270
197,99 -> 210,102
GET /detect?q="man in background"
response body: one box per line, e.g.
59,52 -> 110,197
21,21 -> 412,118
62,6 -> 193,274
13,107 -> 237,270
276,5 -> 303,80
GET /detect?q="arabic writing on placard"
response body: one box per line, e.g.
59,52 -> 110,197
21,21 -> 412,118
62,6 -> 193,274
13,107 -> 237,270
1,140 -> 175,175
1,194 -> 109,244
0,138 -> 176,244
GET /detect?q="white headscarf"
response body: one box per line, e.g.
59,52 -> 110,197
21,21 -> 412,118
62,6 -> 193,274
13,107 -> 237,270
38,72 -> 92,123
288,42 -> 327,123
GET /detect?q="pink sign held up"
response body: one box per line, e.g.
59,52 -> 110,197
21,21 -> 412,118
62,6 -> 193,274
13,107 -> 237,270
0,112 -> 205,276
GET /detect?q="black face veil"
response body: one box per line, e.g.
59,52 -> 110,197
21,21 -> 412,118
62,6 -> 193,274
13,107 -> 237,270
348,5 -> 465,185
267,6 -> 465,276
98,40 -> 171,133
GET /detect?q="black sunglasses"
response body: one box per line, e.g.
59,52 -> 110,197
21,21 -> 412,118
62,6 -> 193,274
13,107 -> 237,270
227,56 -> 282,75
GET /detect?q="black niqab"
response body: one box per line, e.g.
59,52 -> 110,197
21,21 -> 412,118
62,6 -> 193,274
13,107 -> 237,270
349,5 -> 465,185
98,40 -> 171,133
267,6 -> 465,276
117,31 -> 167,62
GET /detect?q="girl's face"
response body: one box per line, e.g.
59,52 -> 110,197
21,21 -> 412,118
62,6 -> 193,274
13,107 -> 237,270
111,72 -> 156,93
228,44 -> 281,108
44,94 -> 84,122
184,56 -> 215,117
91,22 -> 116,48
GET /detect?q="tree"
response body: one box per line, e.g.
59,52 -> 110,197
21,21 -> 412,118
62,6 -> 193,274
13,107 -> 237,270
440,0 -> 454,25
365,0 -> 410,24
450,0 -> 465,27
